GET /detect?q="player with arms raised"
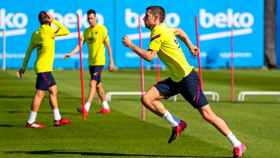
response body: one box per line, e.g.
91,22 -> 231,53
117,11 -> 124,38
18,11 -> 71,128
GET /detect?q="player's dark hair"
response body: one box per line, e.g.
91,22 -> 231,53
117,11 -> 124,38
87,9 -> 96,16
38,11 -> 50,25
146,6 -> 165,22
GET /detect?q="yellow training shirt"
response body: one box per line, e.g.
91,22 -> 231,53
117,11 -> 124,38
83,24 -> 109,66
149,24 -> 193,82
22,19 -> 70,73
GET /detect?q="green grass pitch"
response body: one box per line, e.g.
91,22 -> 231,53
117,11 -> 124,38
0,69 -> 279,158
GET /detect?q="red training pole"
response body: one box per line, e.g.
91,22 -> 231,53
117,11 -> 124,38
156,57 -> 161,82
195,16 -> 203,104
230,30 -> 235,102
1,12 -> 7,71
138,16 -> 146,121
77,14 -> 87,119
2,28 -> 6,71
195,16 -> 203,89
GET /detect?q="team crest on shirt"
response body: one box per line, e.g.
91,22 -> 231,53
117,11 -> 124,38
37,43 -> 43,50
87,32 -> 97,43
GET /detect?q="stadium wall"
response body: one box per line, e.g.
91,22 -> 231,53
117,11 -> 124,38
0,0 -> 264,69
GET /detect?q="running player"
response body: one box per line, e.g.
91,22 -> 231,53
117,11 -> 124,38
122,6 -> 246,158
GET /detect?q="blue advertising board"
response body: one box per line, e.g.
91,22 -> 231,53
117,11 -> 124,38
0,0 -> 264,69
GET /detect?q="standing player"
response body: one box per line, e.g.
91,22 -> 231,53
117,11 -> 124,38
122,6 -> 246,158
64,9 -> 115,114
17,11 -> 71,128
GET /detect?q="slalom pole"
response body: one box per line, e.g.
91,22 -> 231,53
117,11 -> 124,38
230,29 -> 235,102
195,16 -> 203,104
77,13 -> 87,119
156,57 -> 161,82
138,16 -> 146,121
2,27 -> 6,71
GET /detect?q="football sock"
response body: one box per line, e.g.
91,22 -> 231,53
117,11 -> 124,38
163,111 -> 180,127
27,111 -> 37,124
53,108 -> 62,121
102,101 -> 110,109
227,132 -> 242,147
84,102 -> 91,112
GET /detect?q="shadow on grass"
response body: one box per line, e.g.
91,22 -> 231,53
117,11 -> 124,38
0,95 -> 33,99
6,110 -> 79,116
0,95 -> 79,99
6,150 -> 231,158
0,124 -> 16,127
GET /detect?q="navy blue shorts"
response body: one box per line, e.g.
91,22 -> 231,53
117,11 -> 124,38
155,70 -> 208,108
89,66 -> 103,83
36,72 -> 56,91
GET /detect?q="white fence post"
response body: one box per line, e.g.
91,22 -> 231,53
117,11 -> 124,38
238,91 -> 280,102
106,91 -> 220,102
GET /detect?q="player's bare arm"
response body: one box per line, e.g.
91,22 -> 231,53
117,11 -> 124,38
122,36 -> 157,61
64,39 -> 84,59
104,40 -> 115,71
17,39 -> 37,78
174,28 -> 199,56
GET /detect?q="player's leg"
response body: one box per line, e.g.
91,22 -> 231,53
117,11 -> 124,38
96,82 -> 111,113
48,85 -> 58,109
179,70 -> 233,136
180,70 -> 245,157
31,90 -> 45,112
198,104 -> 231,135
48,85 -> 70,126
78,66 -> 101,113
45,72 -> 70,126
96,84 -> 102,104
86,80 -> 98,106
199,105 -> 246,157
26,73 -> 48,128
25,89 -> 46,128
143,79 -> 187,143
96,82 -> 106,103
198,105 -> 246,157
141,86 -> 166,116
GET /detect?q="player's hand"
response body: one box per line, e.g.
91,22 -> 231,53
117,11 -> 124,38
190,46 -> 199,56
17,68 -> 25,79
46,13 -> 53,23
122,36 -> 133,48
108,63 -> 116,72
64,53 -> 71,60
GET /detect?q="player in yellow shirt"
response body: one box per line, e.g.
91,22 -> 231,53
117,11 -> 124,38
122,6 -> 246,158
17,11 -> 71,128
64,9 -> 115,114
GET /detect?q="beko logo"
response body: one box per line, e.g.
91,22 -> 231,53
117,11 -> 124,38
0,9 -> 28,37
125,8 -> 181,41
48,9 -> 104,40
0,9 -> 105,40
125,8 -> 180,28
48,9 -> 104,29
200,9 -> 254,29
199,9 -> 254,41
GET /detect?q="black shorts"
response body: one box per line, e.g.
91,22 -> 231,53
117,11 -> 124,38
89,65 -> 104,83
36,72 -> 56,91
155,70 -> 208,108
